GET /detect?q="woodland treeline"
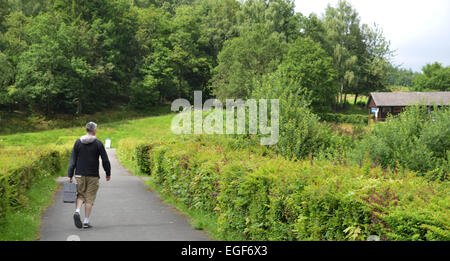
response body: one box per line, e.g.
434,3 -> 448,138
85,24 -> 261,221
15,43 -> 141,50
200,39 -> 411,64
0,0 -> 447,115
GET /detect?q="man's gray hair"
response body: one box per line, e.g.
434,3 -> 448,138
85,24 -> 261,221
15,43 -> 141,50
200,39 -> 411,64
86,122 -> 97,133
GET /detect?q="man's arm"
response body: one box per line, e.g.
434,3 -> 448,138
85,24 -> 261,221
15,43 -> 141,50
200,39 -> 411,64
68,140 -> 79,179
98,141 -> 111,177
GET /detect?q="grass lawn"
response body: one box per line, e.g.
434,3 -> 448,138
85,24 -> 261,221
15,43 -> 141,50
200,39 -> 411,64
346,94 -> 369,105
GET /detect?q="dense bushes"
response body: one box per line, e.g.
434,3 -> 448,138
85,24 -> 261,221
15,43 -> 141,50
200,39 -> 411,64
252,72 -> 335,161
129,136 -> 449,241
0,146 -> 70,218
318,113 -> 368,125
352,106 -> 450,180
276,102 -> 333,160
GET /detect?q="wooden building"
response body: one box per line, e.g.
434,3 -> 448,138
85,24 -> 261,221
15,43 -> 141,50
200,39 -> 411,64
367,92 -> 450,121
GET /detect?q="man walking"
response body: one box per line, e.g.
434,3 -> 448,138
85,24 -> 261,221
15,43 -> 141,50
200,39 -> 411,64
68,122 -> 111,229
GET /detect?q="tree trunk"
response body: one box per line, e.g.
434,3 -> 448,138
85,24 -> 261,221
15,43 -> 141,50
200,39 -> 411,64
344,93 -> 347,108
339,82 -> 344,109
77,98 -> 82,115
46,90 -> 50,116
178,67 -> 183,98
354,94 -> 358,105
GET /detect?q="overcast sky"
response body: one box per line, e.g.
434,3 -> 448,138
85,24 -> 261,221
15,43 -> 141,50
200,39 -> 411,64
294,0 -> 450,72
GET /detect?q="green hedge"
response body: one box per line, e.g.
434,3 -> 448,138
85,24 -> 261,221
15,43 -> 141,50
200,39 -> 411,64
0,147 -> 70,218
132,137 -> 449,241
319,113 -> 368,125
136,143 -> 157,175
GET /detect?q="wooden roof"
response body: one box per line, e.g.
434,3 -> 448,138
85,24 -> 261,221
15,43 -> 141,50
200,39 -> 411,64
368,92 -> 450,107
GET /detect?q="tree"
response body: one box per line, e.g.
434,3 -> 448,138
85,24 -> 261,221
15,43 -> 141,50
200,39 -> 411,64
0,0 -> 10,31
353,23 -> 392,102
198,0 -> 240,67
236,0 -> 300,41
298,13 -> 328,48
0,51 -> 14,109
276,37 -> 337,110
131,6 -> 173,107
212,24 -> 286,100
8,0 -> 51,17
0,11 -> 31,109
13,8 -> 134,115
252,67 -> 332,160
169,4 -> 212,100
130,0 -> 154,9
323,0 -> 391,108
387,64 -> 417,87
324,0 -> 361,109
1,11 -> 31,65
14,13 -> 88,114
152,0 -> 196,14
53,0 -> 140,98
413,62 -> 450,91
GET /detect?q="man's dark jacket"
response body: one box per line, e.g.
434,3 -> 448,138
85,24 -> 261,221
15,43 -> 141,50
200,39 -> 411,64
68,135 -> 111,178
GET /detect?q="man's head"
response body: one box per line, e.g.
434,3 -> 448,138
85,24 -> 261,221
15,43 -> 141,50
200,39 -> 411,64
86,122 -> 97,136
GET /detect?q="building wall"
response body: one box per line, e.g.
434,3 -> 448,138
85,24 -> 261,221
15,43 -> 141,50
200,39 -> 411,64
367,97 -> 376,108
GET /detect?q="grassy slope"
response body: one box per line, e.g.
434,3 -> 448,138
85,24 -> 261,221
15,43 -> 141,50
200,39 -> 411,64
0,105 -> 171,135
0,112 -> 175,148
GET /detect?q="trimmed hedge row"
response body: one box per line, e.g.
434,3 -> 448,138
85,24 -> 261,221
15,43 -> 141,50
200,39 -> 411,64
131,137 -> 449,241
0,146 -> 70,218
319,113 -> 368,125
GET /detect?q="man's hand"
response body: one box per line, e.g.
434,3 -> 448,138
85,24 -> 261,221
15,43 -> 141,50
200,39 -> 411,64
106,176 -> 111,181
69,177 -> 73,183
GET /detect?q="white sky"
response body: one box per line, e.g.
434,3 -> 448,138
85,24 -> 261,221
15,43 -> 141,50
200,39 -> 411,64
294,0 -> 450,72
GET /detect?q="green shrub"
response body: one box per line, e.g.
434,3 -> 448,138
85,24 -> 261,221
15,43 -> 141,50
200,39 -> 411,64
352,106 -> 450,180
0,146 -> 70,218
276,95 -> 333,160
252,73 -> 334,160
318,113 -> 368,125
151,141 -> 222,213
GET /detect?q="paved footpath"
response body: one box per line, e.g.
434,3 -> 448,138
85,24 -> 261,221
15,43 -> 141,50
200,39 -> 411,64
40,149 -> 210,241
